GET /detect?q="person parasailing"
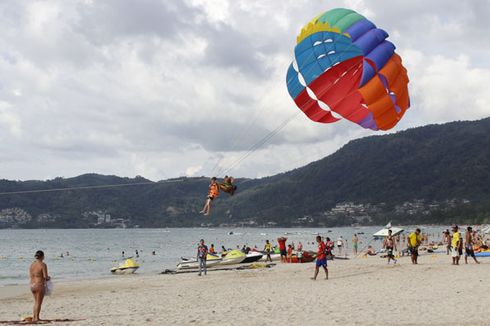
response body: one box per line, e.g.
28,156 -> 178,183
219,175 -> 237,196
200,177 -> 219,216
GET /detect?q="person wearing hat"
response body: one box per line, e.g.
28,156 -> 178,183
451,225 -> 462,265
464,226 -> 480,264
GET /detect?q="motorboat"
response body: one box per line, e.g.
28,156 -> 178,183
111,258 -> 139,274
219,250 -> 246,265
176,254 -> 222,270
241,251 -> 263,263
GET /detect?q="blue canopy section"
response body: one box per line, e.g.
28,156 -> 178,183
286,31 -> 363,99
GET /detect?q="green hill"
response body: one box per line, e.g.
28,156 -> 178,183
1,118 -> 490,228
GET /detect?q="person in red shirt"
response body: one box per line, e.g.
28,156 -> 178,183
312,236 -> 328,280
277,237 -> 287,263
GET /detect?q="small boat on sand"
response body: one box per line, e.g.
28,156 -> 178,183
219,250 -> 246,265
111,258 -> 139,274
176,254 -> 222,269
242,251 -> 263,263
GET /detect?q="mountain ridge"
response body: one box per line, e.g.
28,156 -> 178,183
1,117 -> 490,228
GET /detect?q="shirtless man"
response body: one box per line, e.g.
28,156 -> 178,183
29,250 -> 50,322
464,226 -> 480,264
383,230 -> 397,264
352,234 -> 359,255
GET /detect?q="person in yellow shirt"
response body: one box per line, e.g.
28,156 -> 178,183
263,240 -> 273,262
407,228 -> 422,264
451,225 -> 462,265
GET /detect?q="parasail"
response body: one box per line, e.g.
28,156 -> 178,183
286,8 -> 409,131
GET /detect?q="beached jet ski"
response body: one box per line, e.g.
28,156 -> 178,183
241,251 -> 263,263
176,254 -> 222,269
111,258 -> 140,274
219,250 -> 246,265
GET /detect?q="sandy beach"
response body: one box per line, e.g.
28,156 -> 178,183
1,253 -> 488,326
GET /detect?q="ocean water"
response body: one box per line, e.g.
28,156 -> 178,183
0,226 -> 445,286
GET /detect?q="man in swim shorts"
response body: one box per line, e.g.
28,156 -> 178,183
464,226 -> 480,264
312,236 -> 328,280
352,234 -> 359,255
383,229 -> 397,264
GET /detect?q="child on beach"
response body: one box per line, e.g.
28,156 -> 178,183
200,177 -> 219,216
312,236 -> 328,280
287,244 -> 293,263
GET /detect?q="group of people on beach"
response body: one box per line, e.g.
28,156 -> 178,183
26,224 -> 488,322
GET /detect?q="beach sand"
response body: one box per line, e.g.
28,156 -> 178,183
1,254 -> 488,325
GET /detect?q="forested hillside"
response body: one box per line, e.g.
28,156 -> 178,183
1,118 -> 489,228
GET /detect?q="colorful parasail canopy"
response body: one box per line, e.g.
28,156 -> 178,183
286,8 -> 410,131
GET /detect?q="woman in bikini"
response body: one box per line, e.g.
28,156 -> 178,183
29,250 -> 50,322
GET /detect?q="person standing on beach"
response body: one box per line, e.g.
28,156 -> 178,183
312,236 -> 328,280
197,239 -> 208,276
443,230 -> 452,255
325,237 -> 334,259
29,250 -> 50,323
464,226 -> 480,264
264,240 -> 273,262
352,234 -> 359,255
277,237 -> 287,263
451,225 -> 461,265
383,230 -> 397,264
408,229 -> 422,264
336,236 -> 344,256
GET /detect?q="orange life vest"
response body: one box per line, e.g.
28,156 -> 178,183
209,182 -> 219,197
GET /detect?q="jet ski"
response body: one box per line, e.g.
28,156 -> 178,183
176,254 -> 222,270
219,250 -> 246,265
241,251 -> 263,263
111,258 -> 139,274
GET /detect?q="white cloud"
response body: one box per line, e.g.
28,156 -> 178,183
0,0 -> 488,180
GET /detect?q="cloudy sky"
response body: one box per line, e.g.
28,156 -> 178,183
0,0 -> 489,181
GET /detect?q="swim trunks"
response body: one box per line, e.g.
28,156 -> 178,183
280,249 -> 287,256
207,196 -> 215,201
316,258 -> 327,267
409,247 -> 418,256
465,246 -> 475,257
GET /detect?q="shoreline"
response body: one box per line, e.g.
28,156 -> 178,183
1,254 -> 488,325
